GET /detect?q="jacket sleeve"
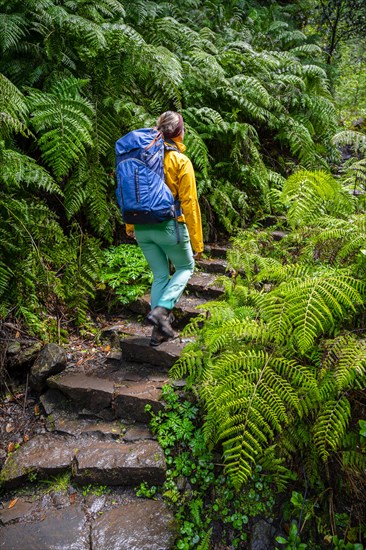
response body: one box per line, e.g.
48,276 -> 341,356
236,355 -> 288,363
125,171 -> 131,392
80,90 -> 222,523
178,157 -> 204,254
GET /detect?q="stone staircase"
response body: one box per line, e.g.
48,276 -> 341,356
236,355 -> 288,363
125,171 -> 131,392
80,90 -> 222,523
0,246 -> 228,550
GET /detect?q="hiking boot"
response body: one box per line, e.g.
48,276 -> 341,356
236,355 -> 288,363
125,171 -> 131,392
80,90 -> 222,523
150,326 -> 170,347
146,306 -> 175,338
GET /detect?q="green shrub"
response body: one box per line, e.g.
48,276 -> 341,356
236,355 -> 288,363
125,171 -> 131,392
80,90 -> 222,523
99,244 -> 152,305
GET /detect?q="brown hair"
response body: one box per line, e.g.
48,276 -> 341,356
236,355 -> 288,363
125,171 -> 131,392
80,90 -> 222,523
156,111 -> 184,139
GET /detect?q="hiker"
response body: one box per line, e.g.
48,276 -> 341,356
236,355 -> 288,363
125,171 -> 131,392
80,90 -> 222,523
125,111 -> 204,346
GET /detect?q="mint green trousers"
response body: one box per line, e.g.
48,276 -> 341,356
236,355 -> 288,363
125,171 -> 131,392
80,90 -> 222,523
135,220 -> 195,310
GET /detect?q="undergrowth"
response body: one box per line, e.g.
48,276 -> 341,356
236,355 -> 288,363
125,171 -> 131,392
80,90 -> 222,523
143,384 -> 277,549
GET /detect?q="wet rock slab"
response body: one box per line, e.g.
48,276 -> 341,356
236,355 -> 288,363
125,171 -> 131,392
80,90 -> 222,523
0,505 -> 89,550
187,272 -> 224,297
0,434 -> 76,488
120,337 -> 184,368
129,294 -> 208,324
51,417 -> 123,439
196,257 -> 228,274
48,372 -> 114,411
113,381 -> 165,422
0,497 -> 37,524
1,435 -> 165,488
91,500 -> 176,550
74,440 -> 166,486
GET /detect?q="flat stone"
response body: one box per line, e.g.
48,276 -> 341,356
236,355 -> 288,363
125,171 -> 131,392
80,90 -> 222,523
113,381 -> 165,422
187,272 -> 224,297
108,349 -> 123,361
0,505 -> 89,550
6,341 -> 43,370
196,258 -> 228,274
204,244 -> 229,258
52,418 -> 123,439
120,337 -> 184,369
129,294 -> 208,325
47,372 -> 114,412
0,435 -> 76,488
74,440 -> 166,486
102,320 -> 152,340
91,500 -> 176,550
0,498 -> 37,525
123,424 -> 154,442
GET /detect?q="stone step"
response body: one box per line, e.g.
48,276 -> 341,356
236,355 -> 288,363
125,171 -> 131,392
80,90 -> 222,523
91,500 -> 175,550
129,294 -> 208,327
186,272 -> 224,298
0,496 -> 175,550
0,433 -> 166,489
120,336 -> 185,369
46,370 -> 168,422
204,244 -> 229,258
196,257 -> 228,274
46,411 -> 155,442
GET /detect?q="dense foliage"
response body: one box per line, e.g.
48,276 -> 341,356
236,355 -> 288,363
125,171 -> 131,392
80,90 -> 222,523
169,168 -> 366,546
0,0 -> 344,332
1,0 -> 366,547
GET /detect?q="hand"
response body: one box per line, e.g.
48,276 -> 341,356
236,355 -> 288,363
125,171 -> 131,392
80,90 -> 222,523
193,252 -> 202,260
126,230 -> 135,239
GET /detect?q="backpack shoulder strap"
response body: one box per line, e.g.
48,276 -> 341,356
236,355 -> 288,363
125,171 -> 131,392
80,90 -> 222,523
164,137 -> 180,153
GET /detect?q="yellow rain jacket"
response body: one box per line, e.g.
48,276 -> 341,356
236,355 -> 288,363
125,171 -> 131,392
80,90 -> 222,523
126,140 -> 204,254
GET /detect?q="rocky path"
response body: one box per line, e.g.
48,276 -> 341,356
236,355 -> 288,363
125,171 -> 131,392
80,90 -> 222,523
0,246 -> 228,550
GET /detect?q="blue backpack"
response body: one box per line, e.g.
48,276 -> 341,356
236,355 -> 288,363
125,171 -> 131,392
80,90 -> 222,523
115,128 -> 182,225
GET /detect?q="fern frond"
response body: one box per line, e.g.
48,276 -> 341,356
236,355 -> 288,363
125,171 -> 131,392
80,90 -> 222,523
333,130 -> 366,154
342,157 -> 366,192
204,318 -> 271,354
0,73 -> 28,136
281,170 -> 355,228
313,397 -> 351,461
321,334 -> 366,391
203,350 -> 316,487
1,146 -> 61,195
341,450 -> 366,475
170,347 -> 205,380
0,13 -> 27,52
0,260 -> 12,298
290,44 -> 322,57
261,273 -> 365,354
27,77 -> 94,179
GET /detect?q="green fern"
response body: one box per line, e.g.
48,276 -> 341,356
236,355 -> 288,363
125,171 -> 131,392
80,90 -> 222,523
27,77 -> 94,179
313,397 -> 351,461
260,272 -> 365,353
281,170 -> 355,228
200,350 -> 316,487
1,144 -> 62,195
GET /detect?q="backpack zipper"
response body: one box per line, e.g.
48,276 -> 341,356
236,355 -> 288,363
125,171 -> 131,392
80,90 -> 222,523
135,168 -> 140,203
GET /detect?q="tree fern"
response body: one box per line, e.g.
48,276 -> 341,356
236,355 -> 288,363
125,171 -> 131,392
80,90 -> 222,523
0,13 -> 27,53
305,215 -> 366,273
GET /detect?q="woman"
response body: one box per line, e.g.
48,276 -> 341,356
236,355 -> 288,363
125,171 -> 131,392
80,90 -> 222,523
126,111 -> 204,346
